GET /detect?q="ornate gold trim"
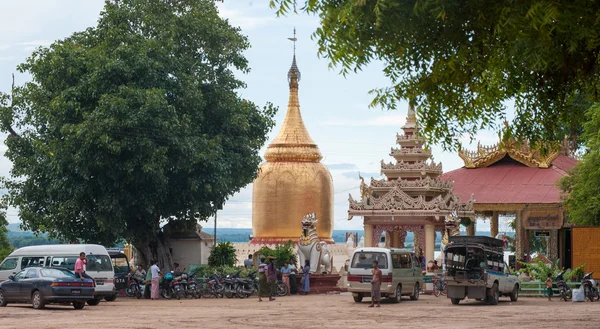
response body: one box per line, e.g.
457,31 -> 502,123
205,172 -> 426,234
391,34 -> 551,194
458,138 -> 562,169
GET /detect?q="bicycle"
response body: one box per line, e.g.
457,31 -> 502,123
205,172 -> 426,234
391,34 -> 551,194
433,277 -> 447,297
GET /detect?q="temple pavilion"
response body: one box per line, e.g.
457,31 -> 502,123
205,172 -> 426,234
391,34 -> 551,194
443,138 -> 577,268
347,104 -> 474,265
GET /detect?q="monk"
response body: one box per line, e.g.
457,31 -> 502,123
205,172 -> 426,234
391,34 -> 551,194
369,260 -> 382,308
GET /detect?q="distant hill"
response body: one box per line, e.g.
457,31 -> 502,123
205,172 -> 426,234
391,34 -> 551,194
6,224 -> 513,249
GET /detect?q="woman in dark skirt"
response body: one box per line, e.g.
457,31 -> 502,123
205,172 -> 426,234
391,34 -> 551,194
258,257 -> 274,302
288,256 -> 298,295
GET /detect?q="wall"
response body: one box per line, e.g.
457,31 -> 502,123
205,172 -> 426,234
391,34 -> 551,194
572,227 -> 600,278
170,238 -> 212,270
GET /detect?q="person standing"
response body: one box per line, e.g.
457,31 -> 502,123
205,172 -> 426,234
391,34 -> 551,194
267,257 -> 278,299
546,273 -> 553,301
150,260 -> 163,300
300,260 -> 310,295
74,252 -> 94,283
370,260 -> 382,308
258,257 -> 274,302
244,255 -> 254,268
280,262 -> 291,295
288,257 -> 298,295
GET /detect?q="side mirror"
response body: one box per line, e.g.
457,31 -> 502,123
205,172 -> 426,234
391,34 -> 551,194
8,275 -> 14,281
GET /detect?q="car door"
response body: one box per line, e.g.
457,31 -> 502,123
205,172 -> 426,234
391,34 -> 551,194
398,253 -> 414,294
19,268 -> 39,301
2,270 -> 25,301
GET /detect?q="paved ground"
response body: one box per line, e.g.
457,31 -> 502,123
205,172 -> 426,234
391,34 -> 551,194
1,293 -> 597,329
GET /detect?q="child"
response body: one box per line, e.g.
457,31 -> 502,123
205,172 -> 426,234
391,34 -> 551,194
545,273 -> 553,301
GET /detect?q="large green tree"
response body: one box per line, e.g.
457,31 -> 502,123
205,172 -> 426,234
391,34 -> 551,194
271,0 -> 600,150
0,0 -> 276,267
0,209 -> 12,262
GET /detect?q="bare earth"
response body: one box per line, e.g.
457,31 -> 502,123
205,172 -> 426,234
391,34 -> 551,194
0,294 -> 596,329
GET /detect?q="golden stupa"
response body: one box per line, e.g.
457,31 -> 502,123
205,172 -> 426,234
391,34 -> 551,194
251,32 -> 334,244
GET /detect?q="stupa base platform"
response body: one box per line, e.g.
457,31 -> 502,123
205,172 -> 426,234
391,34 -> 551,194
295,274 -> 342,294
250,237 -> 334,245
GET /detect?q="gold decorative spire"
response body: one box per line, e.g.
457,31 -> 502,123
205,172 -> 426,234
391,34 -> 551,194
264,28 -> 322,162
402,100 -> 418,130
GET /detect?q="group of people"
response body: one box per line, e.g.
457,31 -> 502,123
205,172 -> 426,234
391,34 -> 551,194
247,255 -> 311,302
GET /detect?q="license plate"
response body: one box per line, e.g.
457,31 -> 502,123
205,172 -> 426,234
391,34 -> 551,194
96,280 -> 104,285
362,278 -> 371,283
71,289 -> 81,294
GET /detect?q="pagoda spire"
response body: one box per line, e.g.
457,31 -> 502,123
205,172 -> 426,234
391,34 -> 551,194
263,28 -> 322,163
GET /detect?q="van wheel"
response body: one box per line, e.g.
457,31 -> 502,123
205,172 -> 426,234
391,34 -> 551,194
451,298 -> 461,305
104,294 -> 117,302
353,293 -> 363,303
510,284 -> 519,302
394,284 -> 402,303
410,283 -> 420,300
32,291 -> 45,309
87,298 -> 101,306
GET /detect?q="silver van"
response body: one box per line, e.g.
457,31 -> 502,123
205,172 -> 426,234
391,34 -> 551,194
347,247 -> 423,303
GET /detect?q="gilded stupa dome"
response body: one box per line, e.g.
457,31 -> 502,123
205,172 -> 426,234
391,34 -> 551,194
251,33 -> 334,244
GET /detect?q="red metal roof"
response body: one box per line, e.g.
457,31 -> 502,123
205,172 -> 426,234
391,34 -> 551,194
442,155 -> 577,204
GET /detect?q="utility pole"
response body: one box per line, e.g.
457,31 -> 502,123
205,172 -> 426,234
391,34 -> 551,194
213,200 -> 223,246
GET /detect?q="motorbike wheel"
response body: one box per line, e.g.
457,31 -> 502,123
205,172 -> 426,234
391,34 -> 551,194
276,282 -> 289,297
161,288 -> 173,300
560,291 -> 567,302
125,287 -> 135,298
136,289 -> 142,299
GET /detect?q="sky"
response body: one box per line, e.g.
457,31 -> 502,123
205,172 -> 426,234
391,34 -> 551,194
0,0 -> 516,232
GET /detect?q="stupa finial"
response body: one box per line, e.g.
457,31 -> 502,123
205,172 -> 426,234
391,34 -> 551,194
287,27 -> 301,86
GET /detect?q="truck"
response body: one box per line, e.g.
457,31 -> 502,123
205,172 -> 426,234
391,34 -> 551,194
444,236 -> 519,305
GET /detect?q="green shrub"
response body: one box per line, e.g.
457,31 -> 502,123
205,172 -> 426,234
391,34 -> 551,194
207,241 -> 237,267
518,260 -> 586,282
191,265 -> 252,278
258,241 -> 296,268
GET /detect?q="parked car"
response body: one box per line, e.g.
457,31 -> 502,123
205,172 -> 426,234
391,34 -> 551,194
0,244 -> 116,305
347,247 -> 423,303
444,236 -> 519,305
0,267 -> 95,309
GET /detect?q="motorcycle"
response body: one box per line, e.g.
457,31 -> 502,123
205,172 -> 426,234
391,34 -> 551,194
200,274 -> 224,298
582,272 -> 599,302
236,271 -> 258,299
555,271 -> 571,302
125,273 -> 145,299
160,271 -> 175,299
171,272 -> 186,300
186,273 -> 200,298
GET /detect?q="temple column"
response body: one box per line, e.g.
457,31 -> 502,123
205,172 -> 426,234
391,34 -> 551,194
364,222 -> 373,247
385,231 -> 391,248
466,218 -> 476,236
515,210 -> 526,269
548,229 -> 559,262
490,212 -> 499,238
425,224 -> 435,265
391,230 -> 400,248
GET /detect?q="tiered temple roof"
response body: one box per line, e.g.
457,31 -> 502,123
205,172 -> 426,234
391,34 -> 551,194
348,104 -> 474,221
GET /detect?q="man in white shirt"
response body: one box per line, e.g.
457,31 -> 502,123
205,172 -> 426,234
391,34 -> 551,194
288,256 -> 298,295
150,260 -> 162,300
244,255 -> 254,268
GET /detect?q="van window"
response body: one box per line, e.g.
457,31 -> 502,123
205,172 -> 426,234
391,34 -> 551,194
399,254 -> 412,269
392,254 -> 402,269
21,257 -> 45,269
87,255 -> 113,272
51,257 -> 78,270
351,252 -> 388,269
0,258 -> 17,271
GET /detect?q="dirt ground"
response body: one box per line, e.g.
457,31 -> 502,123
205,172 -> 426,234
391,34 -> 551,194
1,293 -> 597,329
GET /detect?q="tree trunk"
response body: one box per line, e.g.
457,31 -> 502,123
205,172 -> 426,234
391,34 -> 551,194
132,232 -> 174,272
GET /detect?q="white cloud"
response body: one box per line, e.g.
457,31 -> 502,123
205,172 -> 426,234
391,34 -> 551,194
217,6 -> 276,30
324,114 -> 406,127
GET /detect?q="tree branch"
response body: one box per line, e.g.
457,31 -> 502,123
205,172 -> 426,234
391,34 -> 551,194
7,73 -> 20,139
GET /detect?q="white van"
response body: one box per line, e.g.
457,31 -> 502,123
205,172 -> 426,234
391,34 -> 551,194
347,247 -> 423,303
0,244 -> 116,305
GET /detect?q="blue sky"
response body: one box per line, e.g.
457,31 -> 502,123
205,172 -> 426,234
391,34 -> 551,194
0,1 -> 514,232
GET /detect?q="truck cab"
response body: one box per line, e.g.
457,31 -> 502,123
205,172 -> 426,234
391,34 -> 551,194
444,236 -> 519,305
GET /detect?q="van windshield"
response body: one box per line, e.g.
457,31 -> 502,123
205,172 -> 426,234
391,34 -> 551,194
351,252 -> 388,269
87,255 -> 113,272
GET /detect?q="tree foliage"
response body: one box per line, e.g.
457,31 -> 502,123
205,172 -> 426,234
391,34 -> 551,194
270,0 -> 600,149
0,0 -> 276,267
0,209 -> 12,262
207,242 -> 238,267
559,104 -> 600,225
